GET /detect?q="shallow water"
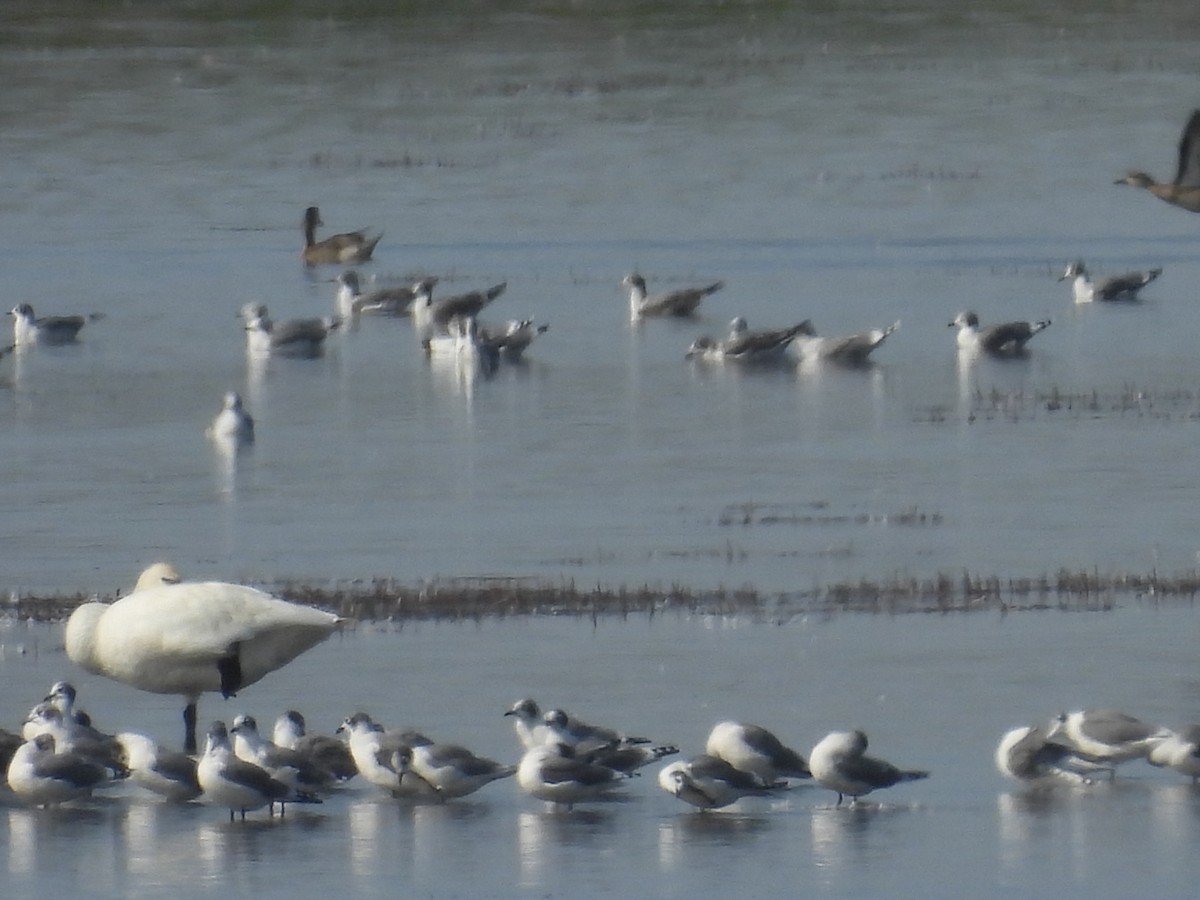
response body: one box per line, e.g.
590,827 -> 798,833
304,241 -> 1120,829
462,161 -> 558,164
4,1 -> 1200,897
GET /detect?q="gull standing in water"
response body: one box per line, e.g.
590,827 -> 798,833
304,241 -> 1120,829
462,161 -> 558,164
273,710 -> 357,781
1147,724 -> 1200,782
687,317 -> 809,365
542,709 -> 676,774
206,391 -> 255,444
301,205 -> 382,266
113,731 -> 202,802
516,742 -> 629,810
658,754 -> 778,810
994,725 -> 1111,785
197,721 -> 318,820
402,733 -> 517,800
6,734 -> 112,807
65,563 -> 342,754
808,729 -> 928,806
1059,260 -> 1161,303
1047,709 -> 1172,768
949,311 -> 1051,356
336,712 -> 436,799
1115,109 -> 1200,213
230,714 -> 336,798
9,303 -> 88,346
623,272 -> 723,319
505,698 -> 554,750
705,721 -> 811,783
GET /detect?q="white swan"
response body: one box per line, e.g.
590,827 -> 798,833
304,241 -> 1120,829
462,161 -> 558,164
64,564 -> 343,754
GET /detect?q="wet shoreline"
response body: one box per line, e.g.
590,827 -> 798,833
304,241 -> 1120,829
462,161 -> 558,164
4,567 -> 1196,624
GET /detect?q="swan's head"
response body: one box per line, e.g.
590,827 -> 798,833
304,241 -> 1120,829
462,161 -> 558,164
134,563 -> 182,591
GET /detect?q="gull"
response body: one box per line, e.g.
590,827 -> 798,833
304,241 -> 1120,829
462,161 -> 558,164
793,320 -> 900,365
402,733 -> 517,800
301,205 -> 382,266
20,704 -> 126,778
808,730 -> 928,806
1,728 -> 23,774
422,315 -> 500,372
1047,709 -> 1172,767
336,712 -> 435,799
480,319 -> 549,361
658,755 -> 779,810
994,725 -> 1112,785
197,721 -> 319,820
6,734 -> 112,807
505,698 -> 553,750
240,303 -> 338,357
623,272 -> 723,319
273,710 -> 357,781
705,721 -> 811,783
9,303 -> 87,346
40,680 -> 109,743
113,731 -> 202,802
230,713 -> 335,797
1115,109 -> 1200,213
409,279 -> 507,334
516,742 -> 629,809
949,311 -> 1051,355
525,703 -> 651,750
1147,724 -> 1200,783
1059,260 -> 1161,304
206,391 -> 255,443
687,317 -> 809,364
64,562 -> 342,754
335,270 -> 437,318
541,709 -> 675,773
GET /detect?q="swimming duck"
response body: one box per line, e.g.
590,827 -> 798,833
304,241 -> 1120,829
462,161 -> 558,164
1115,109 -> 1200,213
301,206 -> 383,266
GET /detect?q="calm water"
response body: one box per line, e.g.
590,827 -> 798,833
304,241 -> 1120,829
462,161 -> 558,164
4,1 -> 1200,897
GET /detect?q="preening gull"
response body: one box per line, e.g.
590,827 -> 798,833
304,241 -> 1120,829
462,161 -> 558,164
1115,109 -> 1200,213
302,205 -> 382,266
64,563 -> 342,754
808,729 -> 928,805
994,725 -> 1111,785
687,317 -> 809,364
705,721 -> 811,783
1059,260 -> 1161,304
1147,724 -> 1200,782
949,311 -> 1051,355
623,272 -> 723,319
658,754 -> 778,810
113,731 -> 202,802
9,303 -> 87,346
480,318 -> 549,361
6,734 -> 112,807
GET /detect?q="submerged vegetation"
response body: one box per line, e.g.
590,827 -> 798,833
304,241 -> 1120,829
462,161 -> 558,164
4,568 -> 1199,625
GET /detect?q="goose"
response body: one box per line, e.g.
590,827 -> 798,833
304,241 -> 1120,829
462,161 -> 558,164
1058,261 -> 1161,304
206,391 -> 255,443
240,303 -> 338,357
112,731 -> 202,802
623,272 -> 723,319
197,721 -> 320,820
273,710 -> 357,781
1115,109 -> 1200,213
9,303 -> 88,346
335,270 -> 436,318
301,206 -> 383,266
949,311 -> 1050,355
1047,709 -> 1172,766
1147,725 -> 1200,783
687,317 -> 809,364
516,742 -> 629,809
808,729 -> 928,806
6,734 -> 112,807
658,754 -> 778,810
64,563 -> 342,754
994,725 -> 1111,785
793,320 -> 900,365
705,721 -> 811,783
409,279 -> 507,334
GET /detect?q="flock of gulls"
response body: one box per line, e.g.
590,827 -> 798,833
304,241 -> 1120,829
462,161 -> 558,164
11,108 -> 1200,429
7,111 -> 1200,822
2,564 -> 1200,820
